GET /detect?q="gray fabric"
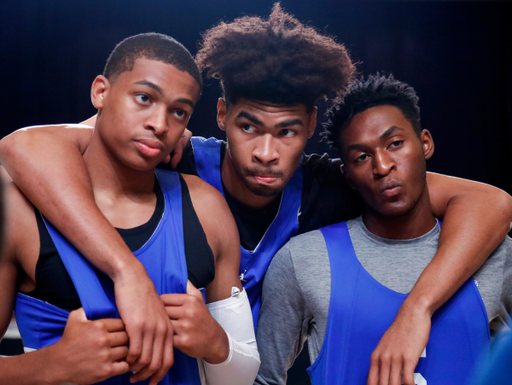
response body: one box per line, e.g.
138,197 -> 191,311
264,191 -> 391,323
255,216 -> 512,385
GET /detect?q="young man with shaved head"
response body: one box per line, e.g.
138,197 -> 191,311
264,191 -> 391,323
1,5 -> 512,383
256,74 -> 512,385
0,33 -> 259,385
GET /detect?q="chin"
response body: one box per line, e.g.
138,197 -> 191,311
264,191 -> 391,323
247,183 -> 283,198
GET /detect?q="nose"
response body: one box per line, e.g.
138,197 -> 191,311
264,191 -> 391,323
144,106 -> 168,135
373,150 -> 395,177
252,133 -> 279,165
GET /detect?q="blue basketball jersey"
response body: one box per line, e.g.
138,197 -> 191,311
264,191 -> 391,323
191,136 -> 303,329
15,170 -> 202,385
308,222 -> 490,385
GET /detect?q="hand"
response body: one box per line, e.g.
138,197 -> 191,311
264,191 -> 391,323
367,305 -> 431,385
113,264 -> 174,385
169,128 -> 192,168
161,281 -> 230,364
53,308 -> 129,384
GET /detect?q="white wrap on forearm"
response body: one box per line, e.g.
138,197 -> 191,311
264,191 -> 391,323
203,288 -> 260,385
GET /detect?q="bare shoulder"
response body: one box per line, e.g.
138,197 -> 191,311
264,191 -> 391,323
1,167 -> 39,271
181,174 -> 242,300
181,174 -> 239,256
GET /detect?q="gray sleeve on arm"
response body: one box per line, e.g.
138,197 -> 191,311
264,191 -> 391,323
255,243 -> 309,385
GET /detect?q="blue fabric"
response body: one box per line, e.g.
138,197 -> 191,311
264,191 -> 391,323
191,136 -> 303,329
472,327 -> 512,385
15,170 -> 201,385
308,222 -> 490,385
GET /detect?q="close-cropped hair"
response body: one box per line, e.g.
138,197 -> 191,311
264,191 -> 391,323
103,32 -> 202,89
196,3 -> 355,111
324,73 -> 422,153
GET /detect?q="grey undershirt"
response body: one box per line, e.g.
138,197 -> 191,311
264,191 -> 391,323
255,216 -> 512,385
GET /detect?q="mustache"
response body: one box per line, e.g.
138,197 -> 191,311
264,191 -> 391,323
245,167 -> 284,178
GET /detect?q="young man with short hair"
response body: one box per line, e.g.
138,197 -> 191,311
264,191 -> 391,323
255,74 -> 512,385
0,33 -> 259,385
1,5 -> 512,383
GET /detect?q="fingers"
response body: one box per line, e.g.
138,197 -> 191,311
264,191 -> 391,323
110,361 -> 131,378
109,330 -> 129,347
170,129 -> 191,169
125,328 -> 143,366
186,280 -> 203,301
402,358 -> 417,385
130,330 -> 154,373
102,318 -> 127,333
110,346 -> 130,362
67,307 -> 87,322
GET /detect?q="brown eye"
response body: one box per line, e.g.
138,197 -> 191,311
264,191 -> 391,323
135,94 -> 150,104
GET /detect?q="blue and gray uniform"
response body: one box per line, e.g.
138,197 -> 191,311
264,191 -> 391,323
256,217 -> 512,385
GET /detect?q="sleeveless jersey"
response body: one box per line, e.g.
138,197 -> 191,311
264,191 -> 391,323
308,222 -> 490,385
15,169 -> 202,385
191,136 -> 303,328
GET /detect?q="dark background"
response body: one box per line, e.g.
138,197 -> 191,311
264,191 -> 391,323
1,0 -> 511,196
0,0 -> 511,379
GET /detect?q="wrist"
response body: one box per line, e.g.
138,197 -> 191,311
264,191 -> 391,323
401,293 -> 436,319
110,256 -> 146,283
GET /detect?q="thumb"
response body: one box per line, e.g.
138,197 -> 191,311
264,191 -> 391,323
186,280 -> 203,301
68,307 -> 88,322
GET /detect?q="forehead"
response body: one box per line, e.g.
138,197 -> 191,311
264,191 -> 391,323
342,105 -> 414,146
227,99 -> 310,123
111,58 -> 200,102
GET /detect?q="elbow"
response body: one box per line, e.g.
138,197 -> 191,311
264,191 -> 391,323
0,129 -> 31,166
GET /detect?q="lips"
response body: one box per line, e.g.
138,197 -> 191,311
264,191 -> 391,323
381,181 -> 401,197
254,175 -> 277,184
134,138 -> 164,157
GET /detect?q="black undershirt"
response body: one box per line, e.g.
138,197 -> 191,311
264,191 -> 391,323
26,174 -> 215,312
171,140 -> 364,250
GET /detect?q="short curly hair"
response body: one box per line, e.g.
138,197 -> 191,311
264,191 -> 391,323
104,33 -> 202,89
196,3 -> 355,110
324,73 -> 421,153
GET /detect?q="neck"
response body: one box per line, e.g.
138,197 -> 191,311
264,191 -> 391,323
221,151 -> 279,209
82,131 -> 157,233
363,189 -> 437,239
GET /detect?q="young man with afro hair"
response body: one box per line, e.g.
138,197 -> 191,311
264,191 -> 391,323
1,4 -> 512,384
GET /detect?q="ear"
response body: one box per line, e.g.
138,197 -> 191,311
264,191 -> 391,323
90,75 -> 110,109
217,98 -> 227,131
340,162 -> 356,190
308,107 -> 318,138
420,129 -> 435,160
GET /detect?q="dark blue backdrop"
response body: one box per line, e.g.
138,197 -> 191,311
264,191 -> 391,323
1,0 -> 511,195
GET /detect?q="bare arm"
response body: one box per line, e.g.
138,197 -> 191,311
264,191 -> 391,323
157,175 -> 259,385
369,172 -> 512,385
0,175 -> 129,385
0,125 -> 174,384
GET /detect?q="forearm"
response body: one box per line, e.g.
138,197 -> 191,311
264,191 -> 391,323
0,346 -> 68,385
204,289 -> 260,385
407,173 -> 512,315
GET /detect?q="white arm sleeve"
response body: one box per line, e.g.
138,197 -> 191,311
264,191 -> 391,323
202,288 -> 260,385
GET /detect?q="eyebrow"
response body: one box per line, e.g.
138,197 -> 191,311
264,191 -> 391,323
276,119 -> 304,129
235,112 -> 264,126
235,112 -> 304,128
380,126 -> 405,140
345,126 -> 405,153
135,80 -> 163,95
134,80 -> 195,109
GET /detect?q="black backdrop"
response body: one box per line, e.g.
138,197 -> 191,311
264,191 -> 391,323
1,0 -> 511,195
0,0 -> 511,380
